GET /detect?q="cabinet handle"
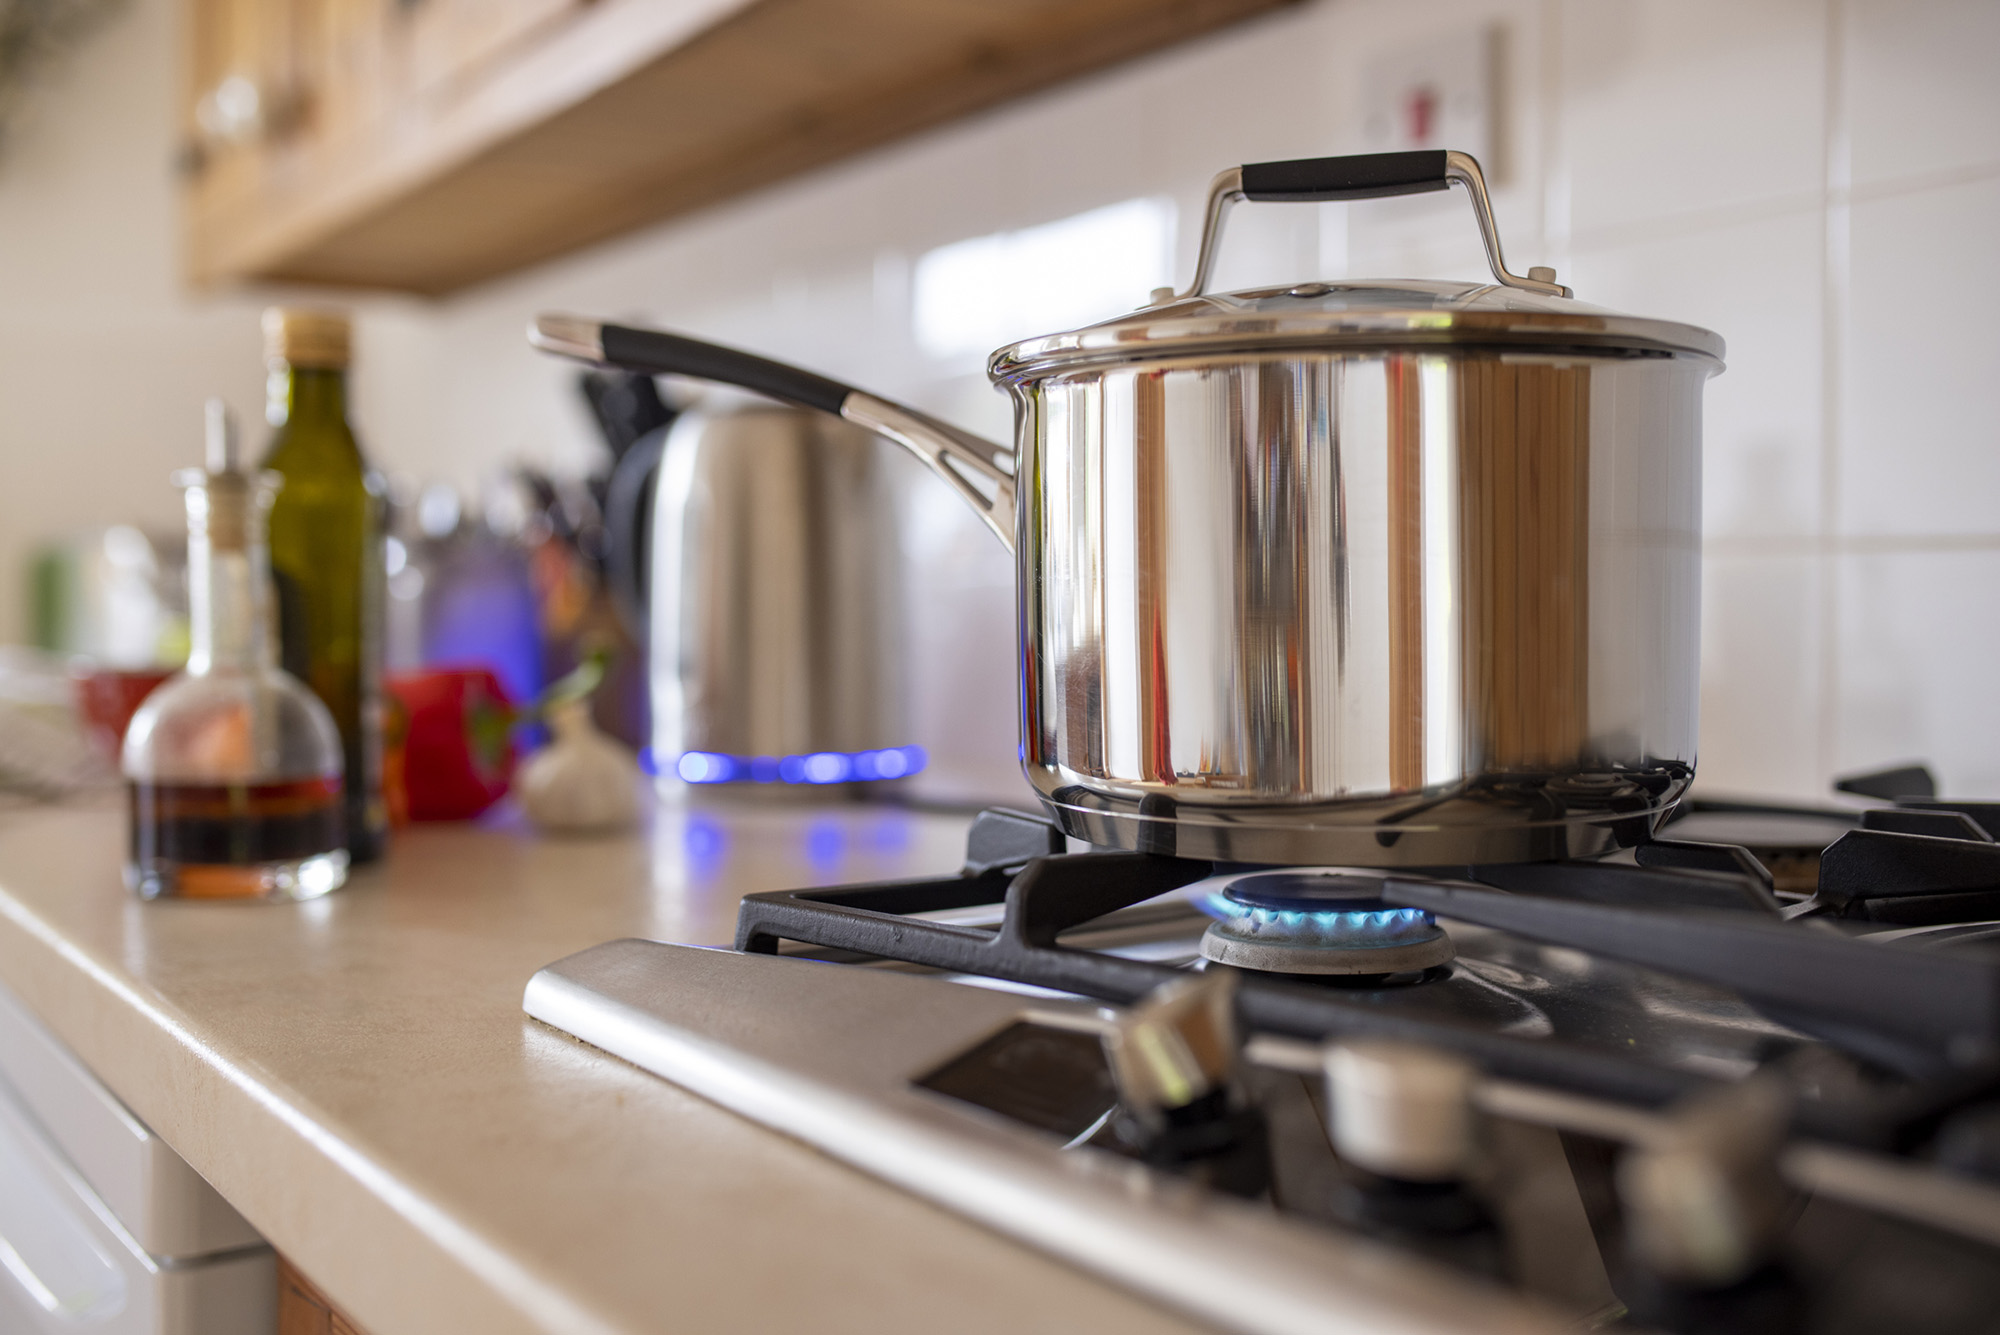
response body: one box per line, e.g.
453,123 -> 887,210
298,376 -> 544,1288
194,74 -> 266,146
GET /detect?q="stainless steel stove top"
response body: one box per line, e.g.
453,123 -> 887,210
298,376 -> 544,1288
525,772 -> 2000,1335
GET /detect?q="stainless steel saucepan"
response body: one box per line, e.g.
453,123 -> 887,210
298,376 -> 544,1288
531,150 -> 1723,865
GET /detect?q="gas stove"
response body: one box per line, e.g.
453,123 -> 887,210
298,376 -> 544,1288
525,765 -> 2000,1334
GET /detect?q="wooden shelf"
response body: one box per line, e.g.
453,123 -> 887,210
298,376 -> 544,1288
184,0 -> 1298,295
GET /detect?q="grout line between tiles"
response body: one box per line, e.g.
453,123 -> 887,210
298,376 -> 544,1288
1537,0 -> 1570,268
1705,533 -> 2000,558
1563,158 -> 2000,259
1816,0 -> 1851,795
1567,190 -> 1825,255
1847,159 -> 2000,206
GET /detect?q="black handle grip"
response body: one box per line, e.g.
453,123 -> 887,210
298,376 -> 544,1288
601,424 -> 668,641
1239,149 -> 1451,203
599,323 -> 854,417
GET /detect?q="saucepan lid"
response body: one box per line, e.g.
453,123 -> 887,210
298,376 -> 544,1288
990,151 -> 1724,381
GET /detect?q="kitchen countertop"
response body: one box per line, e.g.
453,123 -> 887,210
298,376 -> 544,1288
0,792 -> 1211,1335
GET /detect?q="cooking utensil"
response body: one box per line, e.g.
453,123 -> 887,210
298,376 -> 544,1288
531,149 -> 1723,864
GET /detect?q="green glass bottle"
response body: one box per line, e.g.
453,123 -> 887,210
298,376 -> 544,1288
259,308 -> 388,864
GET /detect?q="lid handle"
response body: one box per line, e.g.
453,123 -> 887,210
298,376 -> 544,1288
1163,149 -> 1571,304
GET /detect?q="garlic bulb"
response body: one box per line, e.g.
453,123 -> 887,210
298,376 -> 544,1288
514,699 -> 641,834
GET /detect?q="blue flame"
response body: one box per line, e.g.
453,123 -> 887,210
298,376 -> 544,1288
1200,893 -> 1433,945
663,745 -> 928,786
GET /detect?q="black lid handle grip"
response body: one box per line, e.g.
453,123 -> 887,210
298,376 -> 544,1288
1239,149 -> 1453,203
1162,149 -> 1570,304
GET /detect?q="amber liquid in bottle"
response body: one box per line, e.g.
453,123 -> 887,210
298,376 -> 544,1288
128,778 -> 345,900
121,400 -> 350,902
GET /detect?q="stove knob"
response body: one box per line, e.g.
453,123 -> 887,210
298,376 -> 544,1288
1324,1040 -> 1477,1180
1101,970 -> 1238,1123
1100,972 -> 1268,1196
1323,1041 -> 1499,1271
1618,1077 -> 1792,1287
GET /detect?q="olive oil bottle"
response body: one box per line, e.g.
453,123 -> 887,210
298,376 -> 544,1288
260,308 -> 388,864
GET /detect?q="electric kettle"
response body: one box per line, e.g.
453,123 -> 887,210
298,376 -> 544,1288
606,395 -> 913,795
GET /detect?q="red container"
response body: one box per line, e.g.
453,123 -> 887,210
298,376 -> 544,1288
71,664 -> 176,766
385,667 -> 516,821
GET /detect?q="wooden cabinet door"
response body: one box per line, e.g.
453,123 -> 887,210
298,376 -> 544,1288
182,0 -> 1298,293
401,0 -> 582,98
185,0 -> 305,150
277,1254 -> 372,1335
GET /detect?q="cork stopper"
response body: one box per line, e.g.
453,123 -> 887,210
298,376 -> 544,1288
204,397 -> 238,474
195,398 -> 250,552
262,306 -> 351,369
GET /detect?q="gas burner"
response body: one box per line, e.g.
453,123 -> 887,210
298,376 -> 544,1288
1195,869 -> 1455,975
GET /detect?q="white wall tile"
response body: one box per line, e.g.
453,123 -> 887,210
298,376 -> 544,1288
1568,209 -> 1823,539
1835,549 -> 2000,797
1342,189 -> 1499,287
1697,555 -> 1824,799
895,463 -> 1028,807
1208,0 -> 1552,289
1559,0 -> 1826,239
1840,175 -> 2000,537
1846,0 -> 2000,188
1324,0 -> 1552,284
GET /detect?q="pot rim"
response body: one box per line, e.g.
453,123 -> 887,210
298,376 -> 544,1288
988,279 -> 1726,382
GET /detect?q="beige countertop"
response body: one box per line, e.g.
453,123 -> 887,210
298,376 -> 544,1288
0,793 -> 1208,1335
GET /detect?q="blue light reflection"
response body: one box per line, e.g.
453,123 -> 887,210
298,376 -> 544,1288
683,815 -> 728,875
669,745 -> 927,786
804,819 -> 845,871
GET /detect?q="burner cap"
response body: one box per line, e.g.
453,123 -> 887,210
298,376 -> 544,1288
1197,869 -> 1455,976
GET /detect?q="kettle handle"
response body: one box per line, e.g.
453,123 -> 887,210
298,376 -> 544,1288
531,316 -> 1017,551
600,423 -> 668,641
1163,149 -> 1571,304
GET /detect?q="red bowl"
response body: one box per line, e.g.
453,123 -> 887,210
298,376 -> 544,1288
71,664 -> 175,765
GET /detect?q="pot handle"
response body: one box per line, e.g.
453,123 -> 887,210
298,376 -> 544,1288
1163,149 -> 1571,304
530,316 -> 1018,551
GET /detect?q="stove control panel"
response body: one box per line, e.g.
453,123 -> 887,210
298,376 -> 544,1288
911,971 -> 2000,1335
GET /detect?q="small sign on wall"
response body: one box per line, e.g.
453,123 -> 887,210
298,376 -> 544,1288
1359,28 -> 1497,174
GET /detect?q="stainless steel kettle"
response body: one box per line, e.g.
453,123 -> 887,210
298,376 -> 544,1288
610,395 -> 910,794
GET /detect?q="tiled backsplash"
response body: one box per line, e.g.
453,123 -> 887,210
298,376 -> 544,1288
4,0 -> 1997,804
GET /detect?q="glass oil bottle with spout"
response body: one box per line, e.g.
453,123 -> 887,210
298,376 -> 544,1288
122,401 -> 348,900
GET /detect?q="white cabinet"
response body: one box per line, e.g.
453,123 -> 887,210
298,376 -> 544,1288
0,985 -> 273,1334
